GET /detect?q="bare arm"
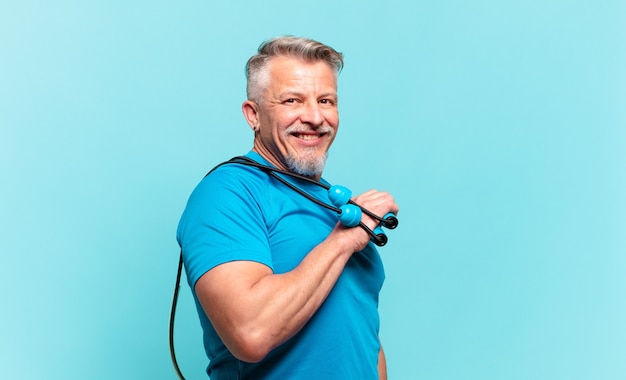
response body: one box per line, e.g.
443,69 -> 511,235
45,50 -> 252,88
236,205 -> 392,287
194,190 -> 398,362
378,341 -> 388,380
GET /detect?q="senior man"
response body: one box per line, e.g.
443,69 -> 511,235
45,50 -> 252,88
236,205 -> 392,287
177,36 -> 398,379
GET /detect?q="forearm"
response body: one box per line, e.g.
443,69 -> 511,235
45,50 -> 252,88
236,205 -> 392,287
244,234 -> 355,344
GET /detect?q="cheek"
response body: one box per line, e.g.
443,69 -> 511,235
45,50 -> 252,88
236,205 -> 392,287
269,111 -> 298,132
282,110 -> 302,126
324,110 -> 339,126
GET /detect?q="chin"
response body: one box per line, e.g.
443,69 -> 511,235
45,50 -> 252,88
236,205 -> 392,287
285,151 -> 327,177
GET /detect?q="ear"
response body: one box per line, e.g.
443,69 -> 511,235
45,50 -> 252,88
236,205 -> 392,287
242,100 -> 260,131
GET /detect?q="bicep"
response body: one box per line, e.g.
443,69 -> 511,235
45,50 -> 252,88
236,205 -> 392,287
195,260 -> 274,325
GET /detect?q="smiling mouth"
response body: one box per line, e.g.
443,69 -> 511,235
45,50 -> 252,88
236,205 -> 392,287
292,132 -> 326,140
286,125 -> 335,143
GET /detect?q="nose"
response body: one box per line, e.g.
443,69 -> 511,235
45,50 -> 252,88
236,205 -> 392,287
300,101 -> 324,127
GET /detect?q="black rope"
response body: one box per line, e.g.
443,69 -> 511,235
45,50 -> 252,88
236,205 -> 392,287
169,252 -> 186,380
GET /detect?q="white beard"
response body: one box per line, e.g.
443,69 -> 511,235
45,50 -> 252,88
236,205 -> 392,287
285,148 -> 328,177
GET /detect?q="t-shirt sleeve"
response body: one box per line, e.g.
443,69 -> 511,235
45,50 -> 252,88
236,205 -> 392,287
176,168 -> 273,288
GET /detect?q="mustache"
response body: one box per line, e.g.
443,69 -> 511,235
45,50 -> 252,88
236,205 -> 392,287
284,125 -> 335,137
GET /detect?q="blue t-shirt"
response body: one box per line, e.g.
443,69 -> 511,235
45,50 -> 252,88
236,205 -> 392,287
177,151 -> 385,379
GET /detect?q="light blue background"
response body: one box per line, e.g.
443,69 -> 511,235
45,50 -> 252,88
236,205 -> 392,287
1,1 -> 624,379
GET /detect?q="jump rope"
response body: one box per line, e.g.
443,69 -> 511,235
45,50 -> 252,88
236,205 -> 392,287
169,156 -> 399,379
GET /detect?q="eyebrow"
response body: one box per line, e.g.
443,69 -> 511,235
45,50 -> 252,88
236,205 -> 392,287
318,91 -> 338,99
279,86 -> 337,95
278,90 -> 337,99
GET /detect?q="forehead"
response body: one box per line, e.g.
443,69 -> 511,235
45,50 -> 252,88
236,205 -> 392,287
266,56 -> 337,87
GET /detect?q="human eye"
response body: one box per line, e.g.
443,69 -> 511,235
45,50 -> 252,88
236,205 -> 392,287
319,98 -> 337,106
282,98 -> 299,104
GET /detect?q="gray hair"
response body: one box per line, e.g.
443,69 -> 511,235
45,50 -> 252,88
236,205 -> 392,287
245,36 -> 344,103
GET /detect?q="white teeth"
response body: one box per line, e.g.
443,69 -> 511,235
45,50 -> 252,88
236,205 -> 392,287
295,134 -> 319,140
